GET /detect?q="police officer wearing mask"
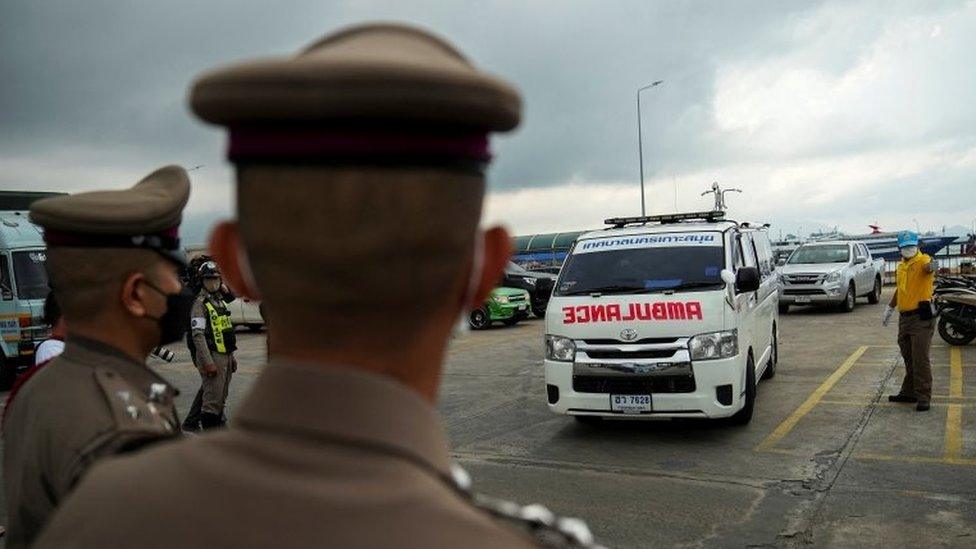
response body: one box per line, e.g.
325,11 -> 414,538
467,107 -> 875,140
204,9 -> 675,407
883,231 -> 938,411
2,166 -> 192,548
188,261 -> 237,429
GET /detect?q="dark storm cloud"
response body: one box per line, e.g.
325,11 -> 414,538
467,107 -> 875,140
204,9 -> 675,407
1,0 -> 811,189
1,0 -> 973,240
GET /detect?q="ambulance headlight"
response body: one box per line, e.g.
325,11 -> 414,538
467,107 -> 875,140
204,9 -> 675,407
689,330 -> 738,360
546,335 -> 576,362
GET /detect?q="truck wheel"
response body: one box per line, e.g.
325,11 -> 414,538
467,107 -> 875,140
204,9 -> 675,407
468,307 -> 491,330
938,317 -> 976,346
778,303 -> 789,314
761,327 -> 778,380
0,354 -> 14,390
867,277 -> 882,304
839,284 -> 856,313
730,354 -> 756,425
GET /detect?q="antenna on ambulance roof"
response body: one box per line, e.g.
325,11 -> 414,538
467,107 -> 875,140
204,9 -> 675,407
700,182 -> 741,213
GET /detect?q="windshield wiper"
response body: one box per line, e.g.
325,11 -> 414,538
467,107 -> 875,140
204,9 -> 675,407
671,281 -> 723,292
559,285 -> 659,296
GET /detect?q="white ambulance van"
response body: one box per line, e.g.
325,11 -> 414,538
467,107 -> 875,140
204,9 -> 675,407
543,211 -> 779,425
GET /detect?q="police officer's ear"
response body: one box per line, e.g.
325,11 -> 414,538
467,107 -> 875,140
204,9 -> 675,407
468,226 -> 512,309
208,221 -> 260,301
121,271 -> 153,318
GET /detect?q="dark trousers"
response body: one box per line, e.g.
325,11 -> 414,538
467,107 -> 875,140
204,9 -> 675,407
897,313 -> 935,403
182,388 -> 204,430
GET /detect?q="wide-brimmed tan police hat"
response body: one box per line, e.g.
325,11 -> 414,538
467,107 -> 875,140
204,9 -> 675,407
190,22 -> 521,131
30,165 -> 191,265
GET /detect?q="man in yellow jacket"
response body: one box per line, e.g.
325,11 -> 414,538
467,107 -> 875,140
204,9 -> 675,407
883,231 -> 938,411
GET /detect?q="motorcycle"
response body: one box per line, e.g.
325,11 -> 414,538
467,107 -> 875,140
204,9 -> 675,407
934,276 -> 976,346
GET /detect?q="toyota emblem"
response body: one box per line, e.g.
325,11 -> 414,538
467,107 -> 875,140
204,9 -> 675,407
620,329 -> 638,341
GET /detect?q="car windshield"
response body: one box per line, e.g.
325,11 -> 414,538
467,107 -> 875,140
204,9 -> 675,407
12,250 -> 49,300
554,233 -> 725,296
788,245 -> 850,264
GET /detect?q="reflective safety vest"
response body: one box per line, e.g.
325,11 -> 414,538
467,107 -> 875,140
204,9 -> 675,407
896,253 -> 934,312
204,300 -> 234,354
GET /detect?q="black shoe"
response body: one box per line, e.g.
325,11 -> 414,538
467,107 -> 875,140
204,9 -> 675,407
200,412 -> 224,430
916,402 -> 930,412
888,394 -> 918,403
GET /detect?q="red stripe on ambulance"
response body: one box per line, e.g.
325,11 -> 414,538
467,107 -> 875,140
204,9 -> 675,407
562,302 -> 703,324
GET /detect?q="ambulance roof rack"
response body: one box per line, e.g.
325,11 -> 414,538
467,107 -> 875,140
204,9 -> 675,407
604,210 -> 729,229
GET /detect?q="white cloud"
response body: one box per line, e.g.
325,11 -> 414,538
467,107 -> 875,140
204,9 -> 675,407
485,138 -> 976,237
712,1 -> 976,157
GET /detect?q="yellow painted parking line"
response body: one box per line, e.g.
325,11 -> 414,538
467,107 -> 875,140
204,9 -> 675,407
944,406 -> 963,460
756,346 -> 869,452
950,347 -> 963,398
856,452 -> 976,467
943,348 -> 964,461
820,399 -> 976,409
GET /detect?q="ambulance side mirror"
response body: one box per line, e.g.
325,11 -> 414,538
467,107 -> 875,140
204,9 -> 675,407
735,267 -> 761,293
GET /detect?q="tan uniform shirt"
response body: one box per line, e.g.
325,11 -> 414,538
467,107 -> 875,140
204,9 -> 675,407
34,359 -> 543,548
2,337 -> 179,548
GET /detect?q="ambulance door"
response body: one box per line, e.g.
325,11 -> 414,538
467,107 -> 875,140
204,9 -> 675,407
736,232 -> 767,364
749,231 -> 777,366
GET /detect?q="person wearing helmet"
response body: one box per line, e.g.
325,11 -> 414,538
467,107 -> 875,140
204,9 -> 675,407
188,261 -> 237,429
883,230 -> 938,411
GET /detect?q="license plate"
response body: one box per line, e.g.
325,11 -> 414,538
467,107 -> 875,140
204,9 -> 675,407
795,296 -> 811,303
610,394 -> 652,414
518,305 -> 527,311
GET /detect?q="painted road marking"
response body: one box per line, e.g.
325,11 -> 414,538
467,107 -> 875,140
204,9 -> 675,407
758,345 -> 975,467
855,452 -> 976,467
755,346 -> 869,452
944,348 -> 964,461
820,399 -> 976,409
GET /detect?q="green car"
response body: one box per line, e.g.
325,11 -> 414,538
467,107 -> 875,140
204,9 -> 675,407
468,287 -> 531,330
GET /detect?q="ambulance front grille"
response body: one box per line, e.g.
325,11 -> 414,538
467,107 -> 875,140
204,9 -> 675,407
583,348 -> 677,360
572,375 -> 696,394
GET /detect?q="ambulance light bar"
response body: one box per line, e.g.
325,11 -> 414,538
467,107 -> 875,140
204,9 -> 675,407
604,210 -> 726,228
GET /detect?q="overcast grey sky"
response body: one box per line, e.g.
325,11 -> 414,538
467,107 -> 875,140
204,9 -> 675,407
2,0 -> 974,244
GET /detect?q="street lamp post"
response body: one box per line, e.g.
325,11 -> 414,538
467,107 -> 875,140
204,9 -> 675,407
637,80 -> 663,216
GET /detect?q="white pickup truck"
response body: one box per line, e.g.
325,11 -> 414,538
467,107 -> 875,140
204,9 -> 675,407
778,241 -> 884,313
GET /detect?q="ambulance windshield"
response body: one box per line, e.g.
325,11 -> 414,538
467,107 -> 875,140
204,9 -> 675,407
554,232 -> 725,296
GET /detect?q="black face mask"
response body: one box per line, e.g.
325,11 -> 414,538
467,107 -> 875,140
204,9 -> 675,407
141,281 -> 196,346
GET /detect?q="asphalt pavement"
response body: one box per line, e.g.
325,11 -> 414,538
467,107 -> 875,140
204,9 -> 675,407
2,288 -> 975,548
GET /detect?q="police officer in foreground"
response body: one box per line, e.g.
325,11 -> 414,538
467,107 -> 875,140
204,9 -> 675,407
883,230 -> 938,411
188,260 -> 237,429
36,23 -> 600,549
3,166 -> 191,548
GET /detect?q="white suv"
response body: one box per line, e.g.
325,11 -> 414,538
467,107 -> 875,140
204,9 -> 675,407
543,212 -> 780,424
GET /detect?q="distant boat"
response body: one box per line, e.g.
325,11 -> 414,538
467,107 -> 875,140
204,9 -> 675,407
810,225 -> 958,261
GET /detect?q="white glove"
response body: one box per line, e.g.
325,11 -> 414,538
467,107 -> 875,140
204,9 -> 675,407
882,306 -> 894,327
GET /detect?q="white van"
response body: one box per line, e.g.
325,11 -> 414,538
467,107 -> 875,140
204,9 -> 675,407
543,211 -> 779,424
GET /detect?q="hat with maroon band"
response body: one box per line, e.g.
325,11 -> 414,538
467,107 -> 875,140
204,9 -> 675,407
29,165 -> 191,265
188,23 -> 522,169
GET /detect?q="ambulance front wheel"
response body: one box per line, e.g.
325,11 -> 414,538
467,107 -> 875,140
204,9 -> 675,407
730,354 -> 756,425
